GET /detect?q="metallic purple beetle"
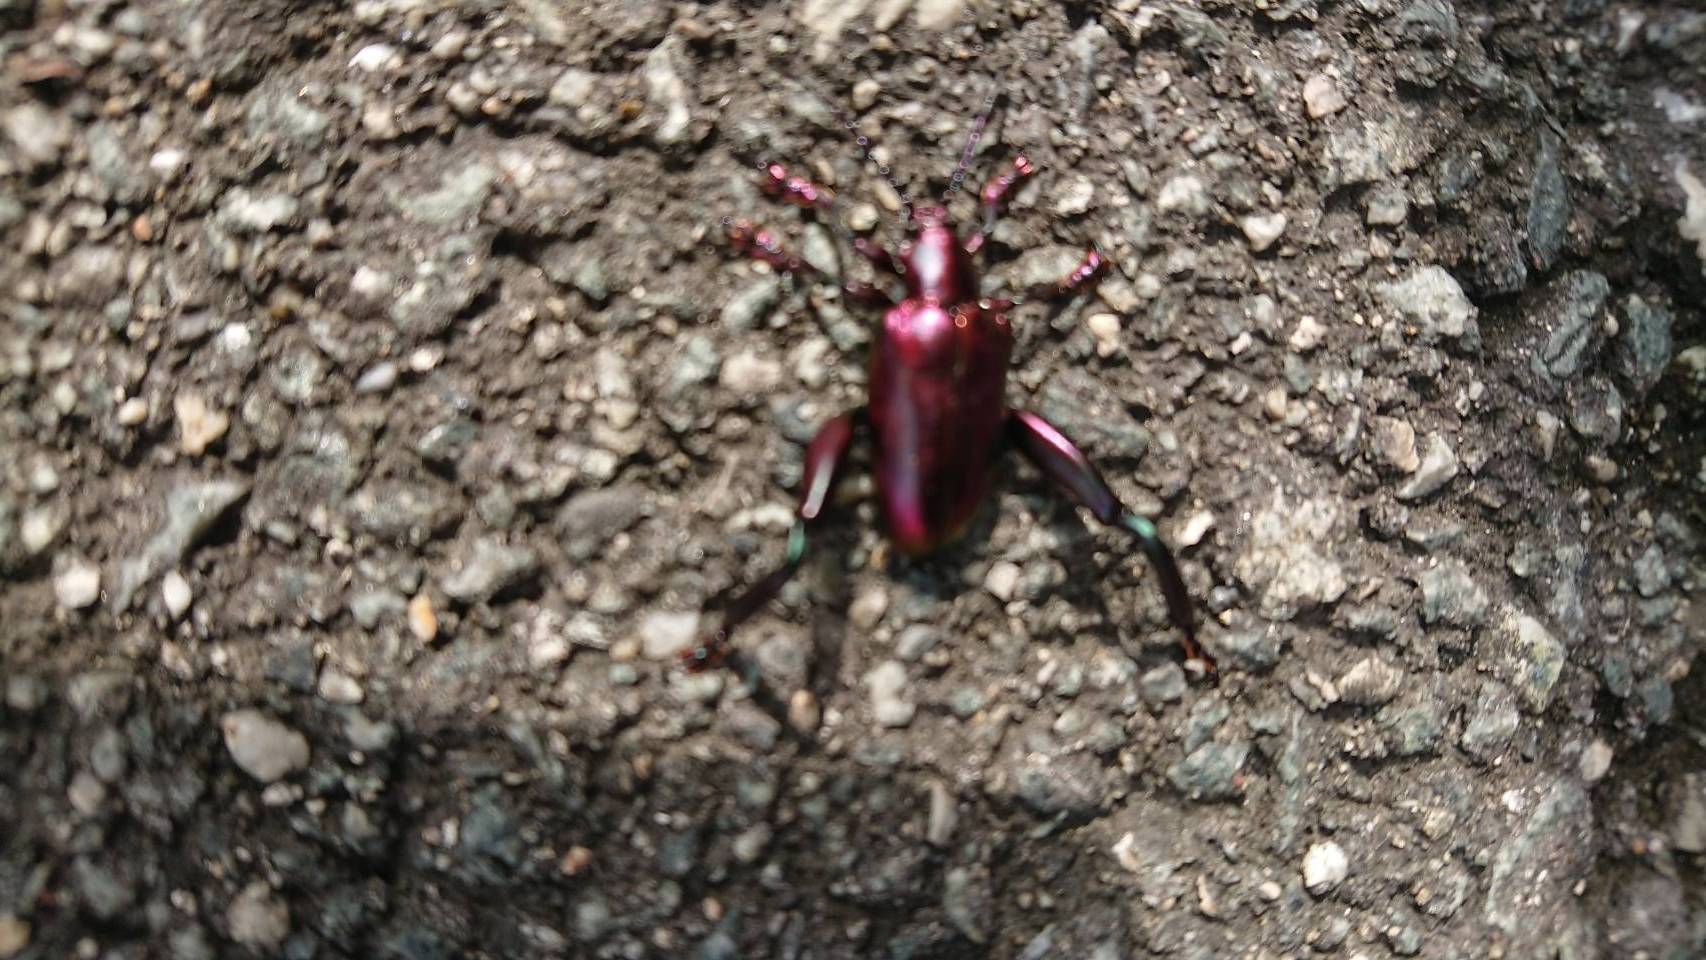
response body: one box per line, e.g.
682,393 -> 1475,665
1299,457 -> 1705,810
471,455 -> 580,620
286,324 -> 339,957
684,145 -> 1213,682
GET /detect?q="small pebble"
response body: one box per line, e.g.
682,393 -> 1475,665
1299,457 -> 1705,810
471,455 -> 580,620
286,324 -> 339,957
984,561 -> 1021,602
0,914 -> 29,958
115,397 -> 148,426
1176,511 -> 1215,547
1302,841 -> 1349,895
865,660 -> 915,727
1054,177 -> 1095,216
161,570 -> 192,619
1086,313 -> 1122,356
851,78 -> 882,111
1288,315 -> 1325,352
1579,740 -> 1614,783
641,611 -> 700,660
227,881 -> 290,950
1370,416 -> 1420,473
355,361 -> 398,394
221,709 -> 311,783
1242,212 -> 1287,252
349,43 -> 400,72
848,586 -> 888,630
788,689 -> 821,733
20,508 -> 62,555
174,392 -> 229,456
1302,74 -> 1347,118
317,667 -> 364,705
926,780 -> 958,847
407,592 -> 438,642
55,558 -> 101,610
845,202 -> 880,233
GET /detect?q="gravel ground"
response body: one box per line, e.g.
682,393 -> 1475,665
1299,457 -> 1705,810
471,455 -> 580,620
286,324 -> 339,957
2,1 -> 1705,957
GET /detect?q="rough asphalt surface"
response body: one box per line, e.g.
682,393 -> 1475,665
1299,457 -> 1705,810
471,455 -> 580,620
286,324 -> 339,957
2,0 -> 1705,957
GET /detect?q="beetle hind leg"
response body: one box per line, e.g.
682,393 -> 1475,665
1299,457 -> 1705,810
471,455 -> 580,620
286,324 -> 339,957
682,411 -> 863,677
1006,409 -> 1214,679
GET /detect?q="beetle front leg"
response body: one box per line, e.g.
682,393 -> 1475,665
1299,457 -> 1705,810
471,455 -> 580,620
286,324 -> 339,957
727,219 -> 822,278
1031,248 -> 1108,301
682,410 -> 863,675
1007,409 -> 1214,679
967,155 -> 1038,253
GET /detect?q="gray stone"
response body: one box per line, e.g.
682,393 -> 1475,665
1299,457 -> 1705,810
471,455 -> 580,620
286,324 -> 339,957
1213,625 -> 1282,672
894,624 -> 942,662
1013,754 -> 1105,815
1337,656 -> 1404,707
1531,271 -> 1610,383
1503,611 -> 1566,713
246,88 -> 330,145
1322,117 -> 1431,191
865,660 -> 915,727
1167,741 -> 1250,801
1380,703 -> 1443,756
228,881 -> 291,950
559,486 -> 649,560
721,276 -> 781,332
112,480 -> 250,611
1420,560 -> 1489,628
397,164 -> 495,225
1366,184 -> 1410,225
218,189 -> 301,233
1374,266 -> 1478,345
1634,544 -> 1671,598
942,866 -> 992,944
1484,780 -> 1593,949
1526,135 -> 1571,272
74,858 -> 135,920
441,539 -> 540,604
1614,294 -> 1674,394
1139,662 -> 1187,705
4,103 -> 72,170
1234,492 -> 1346,620
1036,369 -> 1151,461
1567,381 -> 1624,441
221,710 -> 310,783
1460,682 -> 1520,762
348,479 -> 461,546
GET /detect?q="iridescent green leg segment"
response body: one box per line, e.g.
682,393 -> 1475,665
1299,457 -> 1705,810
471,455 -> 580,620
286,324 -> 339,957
682,413 -> 860,674
1009,410 -> 1214,678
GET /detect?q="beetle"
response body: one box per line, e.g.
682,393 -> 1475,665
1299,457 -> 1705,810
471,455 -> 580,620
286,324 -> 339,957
682,120 -> 1214,685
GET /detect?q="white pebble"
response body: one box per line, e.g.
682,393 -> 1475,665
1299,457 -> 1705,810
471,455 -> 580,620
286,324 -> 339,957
1242,212 -> 1287,252
1176,511 -> 1216,547
984,561 -> 1021,602
54,558 -> 101,610
1302,74 -> 1347,118
640,610 -> 700,660
149,148 -> 187,180
317,668 -> 365,705
221,710 -> 311,783
349,43 -> 400,72
354,361 -> 398,394
20,507 -> 62,554
1579,740 -> 1614,783
115,397 -> 148,426
1302,841 -> 1349,895
161,570 -> 193,619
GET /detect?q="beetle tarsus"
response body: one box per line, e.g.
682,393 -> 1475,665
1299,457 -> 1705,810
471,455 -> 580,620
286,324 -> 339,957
1008,409 -> 1214,680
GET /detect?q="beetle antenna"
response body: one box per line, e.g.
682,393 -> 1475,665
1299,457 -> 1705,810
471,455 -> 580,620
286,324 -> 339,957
945,88 -> 1002,205
794,75 -> 916,225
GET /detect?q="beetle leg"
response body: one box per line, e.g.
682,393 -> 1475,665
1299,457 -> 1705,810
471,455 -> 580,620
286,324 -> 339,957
854,238 -> 903,276
682,410 -> 863,675
974,155 -> 1038,245
1006,409 -> 1215,679
727,219 -> 822,278
1029,247 -> 1108,301
760,162 -> 835,211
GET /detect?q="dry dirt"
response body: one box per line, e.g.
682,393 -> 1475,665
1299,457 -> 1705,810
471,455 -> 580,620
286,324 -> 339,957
2,1 -> 1705,958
